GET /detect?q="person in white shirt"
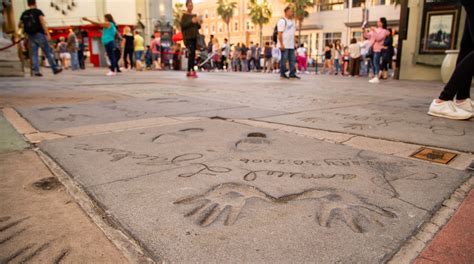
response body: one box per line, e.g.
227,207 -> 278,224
296,43 -> 308,74
271,42 -> 281,73
360,37 -> 371,76
348,38 -> 361,77
277,6 -> 299,79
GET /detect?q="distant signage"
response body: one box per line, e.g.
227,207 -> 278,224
419,0 -> 462,54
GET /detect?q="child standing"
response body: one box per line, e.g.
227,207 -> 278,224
296,43 -> 308,74
348,38 -> 361,77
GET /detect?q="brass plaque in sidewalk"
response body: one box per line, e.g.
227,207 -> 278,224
410,147 -> 458,164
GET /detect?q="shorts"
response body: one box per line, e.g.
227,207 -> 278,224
272,57 -> 279,64
60,53 -> 71,59
135,51 -> 144,61
152,53 -> 160,61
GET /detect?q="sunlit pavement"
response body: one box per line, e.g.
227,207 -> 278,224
1,68 -> 472,263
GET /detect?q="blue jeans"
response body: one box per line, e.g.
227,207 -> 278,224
334,58 -> 341,74
104,41 -> 117,72
70,51 -> 79,70
372,52 -> 381,76
280,49 -> 296,76
28,33 -> 59,73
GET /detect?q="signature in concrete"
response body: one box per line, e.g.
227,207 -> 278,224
174,182 -> 397,233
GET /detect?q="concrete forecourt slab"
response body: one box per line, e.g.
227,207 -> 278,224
39,120 -> 469,262
256,100 -> 474,153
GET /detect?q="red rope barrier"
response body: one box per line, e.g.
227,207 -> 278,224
0,38 -> 24,51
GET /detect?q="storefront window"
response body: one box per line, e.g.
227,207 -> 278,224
319,0 -> 347,11
352,0 -> 364,8
323,32 -> 342,45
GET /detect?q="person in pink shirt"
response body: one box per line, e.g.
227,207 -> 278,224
150,34 -> 162,70
363,17 -> 389,83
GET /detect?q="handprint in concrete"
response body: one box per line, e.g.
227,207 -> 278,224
280,188 -> 397,233
174,183 -> 276,227
175,183 -> 397,233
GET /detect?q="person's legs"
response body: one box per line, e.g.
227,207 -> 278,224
373,52 -> 381,77
28,34 -> 40,73
70,51 -> 79,70
439,51 -> 474,101
36,33 -> 59,72
187,39 -> 196,72
334,59 -> 340,74
354,57 -> 360,76
104,42 -> 117,72
115,49 -> 121,72
288,49 -> 296,77
439,12 -> 473,100
280,49 -> 289,76
303,57 -> 307,71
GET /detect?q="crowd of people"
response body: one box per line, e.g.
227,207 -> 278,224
17,0 -> 473,121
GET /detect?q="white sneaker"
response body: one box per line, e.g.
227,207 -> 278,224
369,77 -> 380,83
455,98 -> 473,115
106,71 -> 116,76
428,100 -> 472,120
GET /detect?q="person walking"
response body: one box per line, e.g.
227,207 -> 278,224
348,38 -> 361,77
428,0 -> 473,120
82,14 -> 118,76
263,42 -> 272,73
19,0 -> 62,76
181,0 -> 202,78
322,44 -> 332,75
58,36 -> 69,69
151,34 -> 162,70
113,29 -> 122,73
78,38 -> 86,69
122,26 -> 134,70
222,38 -> 230,71
360,36 -> 371,76
271,42 -> 281,73
278,6 -> 299,79
332,40 -> 342,75
133,30 -> 145,71
67,30 -> 79,70
380,28 -> 394,80
296,43 -> 308,74
363,17 -> 389,83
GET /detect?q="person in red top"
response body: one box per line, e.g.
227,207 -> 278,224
150,34 -> 162,70
363,17 -> 389,84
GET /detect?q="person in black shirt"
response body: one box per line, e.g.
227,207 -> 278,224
19,0 -> 62,76
181,0 -> 202,78
122,26 -> 134,69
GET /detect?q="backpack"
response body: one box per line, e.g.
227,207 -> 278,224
272,18 -> 287,43
22,10 -> 42,34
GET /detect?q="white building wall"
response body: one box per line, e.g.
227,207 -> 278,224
13,0 -> 136,28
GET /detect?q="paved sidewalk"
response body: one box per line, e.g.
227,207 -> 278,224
0,69 -> 472,263
415,190 -> 474,264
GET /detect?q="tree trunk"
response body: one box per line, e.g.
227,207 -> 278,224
227,22 -> 231,42
259,25 -> 263,46
298,19 -> 302,46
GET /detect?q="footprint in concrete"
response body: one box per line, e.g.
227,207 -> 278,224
234,132 -> 271,152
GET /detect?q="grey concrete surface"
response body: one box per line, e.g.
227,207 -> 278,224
257,98 -> 474,152
39,120 -> 469,263
16,96 -> 284,131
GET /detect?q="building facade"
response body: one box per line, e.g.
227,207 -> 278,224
185,0 -> 400,59
13,0 -> 172,67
